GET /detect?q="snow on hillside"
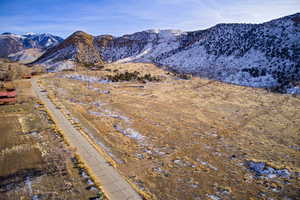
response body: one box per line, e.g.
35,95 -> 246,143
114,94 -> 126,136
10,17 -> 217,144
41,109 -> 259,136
100,29 -> 184,63
25,33 -> 63,48
97,13 -> 300,91
155,13 -> 300,91
44,60 -> 76,72
34,45 -> 79,72
158,44 -> 281,88
36,45 -> 77,64
23,13 -> 300,93
8,48 -> 44,63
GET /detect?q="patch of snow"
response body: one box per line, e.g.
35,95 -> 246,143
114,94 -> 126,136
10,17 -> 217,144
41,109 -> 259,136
146,29 -> 185,38
114,124 -> 145,143
39,60 -> 76,72
25,176 -> 33,195
89,109 -> 130,122
92,101 -> 106,107
25,32 -> 37,36
207,194 -> 222,200
286,86 -> 300,94
246,161 -> 291,178
63,74 -> 111,84
87,179 -> 94,185
153,148 -> 166,156
80,171 -> 89,179
32,195 -> 40,200
44,38 -> 52,47
196,158 -> 218,171
173,159 -> 186,167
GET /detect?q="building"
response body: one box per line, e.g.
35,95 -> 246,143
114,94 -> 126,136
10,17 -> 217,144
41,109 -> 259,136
0,91 -> 17,104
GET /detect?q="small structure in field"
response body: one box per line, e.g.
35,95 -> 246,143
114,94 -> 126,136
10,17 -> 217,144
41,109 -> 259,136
0,91 -> 17,105
22,75 -> 32,79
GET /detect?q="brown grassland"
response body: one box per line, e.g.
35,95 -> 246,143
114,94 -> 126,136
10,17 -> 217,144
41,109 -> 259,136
0,78 -> 105,200
40,63 -> 300,200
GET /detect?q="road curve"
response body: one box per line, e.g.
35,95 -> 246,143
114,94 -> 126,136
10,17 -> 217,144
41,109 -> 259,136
32,78 -> 142,200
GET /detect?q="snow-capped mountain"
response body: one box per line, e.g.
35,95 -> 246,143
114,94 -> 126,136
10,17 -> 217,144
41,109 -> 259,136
23,33 -> 63,48
29,13 -> 300,92
0,32 -> 63,58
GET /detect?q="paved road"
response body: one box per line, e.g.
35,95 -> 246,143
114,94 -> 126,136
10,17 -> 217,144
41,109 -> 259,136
32,78 -> 142,200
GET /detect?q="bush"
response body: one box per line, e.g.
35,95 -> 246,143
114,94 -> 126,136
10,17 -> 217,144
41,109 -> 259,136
167,69 -> 192,80
83,63 -> 94,68
106,71 -> 160,83
177,73 -> 192,80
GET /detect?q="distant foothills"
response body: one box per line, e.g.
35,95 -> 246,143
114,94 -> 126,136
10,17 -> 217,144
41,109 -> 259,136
1,13 -> 299,93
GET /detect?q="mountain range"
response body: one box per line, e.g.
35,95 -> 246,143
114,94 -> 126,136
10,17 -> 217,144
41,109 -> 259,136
0,32 -> 63,62
1,13 -> 300,93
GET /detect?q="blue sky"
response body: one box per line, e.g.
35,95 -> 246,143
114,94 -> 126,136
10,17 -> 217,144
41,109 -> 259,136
1,0 -> 299,38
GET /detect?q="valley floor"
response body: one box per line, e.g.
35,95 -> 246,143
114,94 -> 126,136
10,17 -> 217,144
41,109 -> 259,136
38,63 -> 300,199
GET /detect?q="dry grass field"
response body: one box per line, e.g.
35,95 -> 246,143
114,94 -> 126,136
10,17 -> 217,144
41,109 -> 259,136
0,79 -> 105,200
41,63 -> 300,200
0,59 -> 45,83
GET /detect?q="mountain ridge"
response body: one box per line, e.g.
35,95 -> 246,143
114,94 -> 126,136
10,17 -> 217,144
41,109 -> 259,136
0,32 -> 63,58
3,13 -> 300,92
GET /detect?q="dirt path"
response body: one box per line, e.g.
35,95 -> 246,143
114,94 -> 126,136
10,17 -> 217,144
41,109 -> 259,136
31,78 -> 142,200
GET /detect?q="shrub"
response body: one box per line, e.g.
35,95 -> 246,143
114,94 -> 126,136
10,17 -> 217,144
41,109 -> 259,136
177,73 -> 192,80
106,71 -> 160,83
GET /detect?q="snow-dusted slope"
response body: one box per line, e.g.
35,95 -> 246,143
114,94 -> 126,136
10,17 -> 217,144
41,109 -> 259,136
23,33 -> 63,48
0,32 -> 63,58
8,48 -> 44,63
95,29 -> 185,63
93,13 -> 300,91
155,13 -> 300,90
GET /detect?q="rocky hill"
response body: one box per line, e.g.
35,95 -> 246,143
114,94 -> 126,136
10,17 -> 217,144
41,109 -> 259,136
32,31 -> 104,71
0,32 -> 63,58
